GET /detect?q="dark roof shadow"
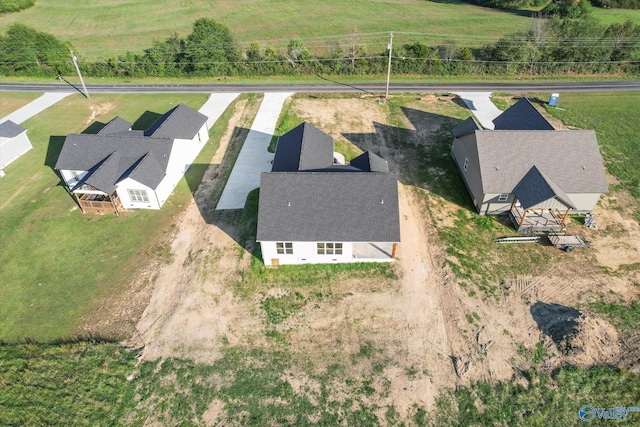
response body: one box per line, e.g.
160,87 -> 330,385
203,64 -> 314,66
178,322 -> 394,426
342,106 -> 473,210
82,121 -> 106,135
132,111 -> 162,131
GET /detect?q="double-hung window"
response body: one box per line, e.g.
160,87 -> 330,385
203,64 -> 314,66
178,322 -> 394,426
276,242 -> 293,255
128,189 -> 149,203
317,243 -> 343,255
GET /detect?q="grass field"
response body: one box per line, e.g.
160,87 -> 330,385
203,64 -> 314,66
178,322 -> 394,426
2,339 -> 639,425
0,93 -> 220,342
0,92 -> 42,118
542,92 -> 640,217
1,0 -> 638,61
0,0 -> 577,61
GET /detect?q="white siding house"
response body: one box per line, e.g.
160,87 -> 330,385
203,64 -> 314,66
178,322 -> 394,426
0,121 -> 32,178
256,122 -> 400,266
55,104 -> 209,214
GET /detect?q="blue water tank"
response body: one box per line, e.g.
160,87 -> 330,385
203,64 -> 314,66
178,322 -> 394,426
549,93 -> 559,107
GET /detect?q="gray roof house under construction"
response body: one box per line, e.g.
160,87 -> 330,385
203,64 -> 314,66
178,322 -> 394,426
451,98 -> 608,232
257,122 -> 401,266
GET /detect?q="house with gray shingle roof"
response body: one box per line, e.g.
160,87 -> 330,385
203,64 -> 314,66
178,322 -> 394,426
451,98 -> 608,232
55,104 -> 209,214
257,122 -> 400,266
0,120 -> 32,178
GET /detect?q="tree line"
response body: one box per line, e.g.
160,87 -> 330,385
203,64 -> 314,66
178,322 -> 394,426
0,17 -> 638,79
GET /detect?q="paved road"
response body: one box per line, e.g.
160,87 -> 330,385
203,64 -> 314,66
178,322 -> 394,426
1,80 -> 639,94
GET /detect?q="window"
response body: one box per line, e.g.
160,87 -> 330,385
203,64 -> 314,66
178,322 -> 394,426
317,243 -> 343,255
463,158 -> 469,171
70,171 -> 82,184
276,242 -> 293,255
128,189 -> 149,203
498,193 -> 509,202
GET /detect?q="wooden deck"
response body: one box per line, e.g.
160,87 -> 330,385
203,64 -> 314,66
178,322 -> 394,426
75,193 -> 122,215
509,207 -> 566,233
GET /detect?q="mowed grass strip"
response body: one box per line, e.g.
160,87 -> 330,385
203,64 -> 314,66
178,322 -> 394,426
0,92 -> 43,118
0,93 -> 222,342
1,0 -> 536,60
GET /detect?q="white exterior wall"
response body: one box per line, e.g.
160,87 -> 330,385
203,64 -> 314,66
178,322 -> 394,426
115,123 -> 210,210
260,241 -> 354,266
116,178 -> 160,209
59,169 -> 94,191
0,132 -> 32,171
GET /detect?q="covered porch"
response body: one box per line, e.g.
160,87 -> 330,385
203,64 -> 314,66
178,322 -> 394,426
352,242 -> 397,261
508,165 -> 575,233
73,191 -> 122,215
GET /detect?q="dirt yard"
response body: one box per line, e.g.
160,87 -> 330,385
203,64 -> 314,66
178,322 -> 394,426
123,94 -> 639,422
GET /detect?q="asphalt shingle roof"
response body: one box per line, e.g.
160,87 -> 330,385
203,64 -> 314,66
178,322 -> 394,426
145,103 -> 208,139
474,130 -> 609,195
257,172 -> 400,242
513,165 -> 576,209
451,116 -> 480,138
55,104 -> 207,194
97,117 -> 132,135
55,134 -> 173,194
492,98 -> 555,131
272,122 -> 334,172
0,120 -> 26,139
350,151 -> 389,172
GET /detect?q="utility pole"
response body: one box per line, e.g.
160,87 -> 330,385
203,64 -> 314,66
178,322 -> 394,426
70,50 -> 90,99
385,32 -> 393,100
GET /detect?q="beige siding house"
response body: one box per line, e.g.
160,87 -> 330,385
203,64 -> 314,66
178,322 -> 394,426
451,98 -> 608,232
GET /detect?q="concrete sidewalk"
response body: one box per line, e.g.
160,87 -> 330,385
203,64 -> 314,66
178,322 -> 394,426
0,92 -> 73,125
216,92 -> 293,210
453,92 -> 502,130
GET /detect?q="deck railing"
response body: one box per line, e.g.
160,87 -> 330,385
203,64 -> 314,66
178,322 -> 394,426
77,193 -> 121,215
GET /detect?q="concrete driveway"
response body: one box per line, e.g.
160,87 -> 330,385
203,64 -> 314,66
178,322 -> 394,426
453,92 -> 502,130
216,92 -> 293,210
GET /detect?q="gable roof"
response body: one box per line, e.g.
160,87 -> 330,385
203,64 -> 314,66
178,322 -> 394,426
451,116 -> 481,138
474,130 -> 608,195
145,103 -> 208,139
0,120 -> 26,139
350,151 -> 389,172
492,98 -> 555,131
513,165 -> 576,209
272,122 -> 335,172
257,172 -> 400,242
97,117 -> 132,135
56,134 -> 173,194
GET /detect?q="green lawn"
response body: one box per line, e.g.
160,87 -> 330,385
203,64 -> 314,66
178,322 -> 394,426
2,341 -> 639,426
0,0 -> 535,60
0,93 -> 220,342
0,92 -> 42,117
542,92 -> 640,216
1,0 -> 638,62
